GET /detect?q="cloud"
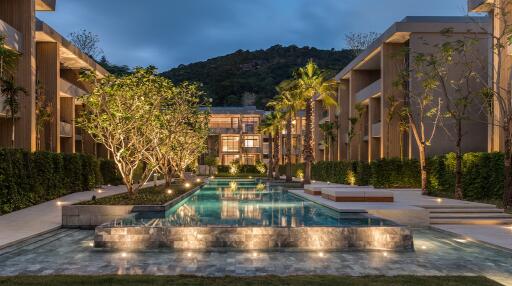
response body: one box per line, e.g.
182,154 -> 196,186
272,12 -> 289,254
37,0 -> 467,71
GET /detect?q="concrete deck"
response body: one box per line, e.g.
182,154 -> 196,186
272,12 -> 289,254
290,183 -> 512,250
0,180 -> 164,249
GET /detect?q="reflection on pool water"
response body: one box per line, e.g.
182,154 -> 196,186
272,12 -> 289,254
134,179 -> 395,227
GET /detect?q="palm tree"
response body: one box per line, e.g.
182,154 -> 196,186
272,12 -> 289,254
268,81 -> 304,182
294,60 -> 338,184
2,77 -> 27,148
259,111 -> 283,180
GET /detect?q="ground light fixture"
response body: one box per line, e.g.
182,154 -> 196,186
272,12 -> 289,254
436,198 -> 443,203
185,183 -> 191,188
196,178 -> 201,183
167,189 -> 173,195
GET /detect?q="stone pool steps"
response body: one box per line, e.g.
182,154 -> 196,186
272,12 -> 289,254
425,206 -> 512,225
0,229 -> 80,257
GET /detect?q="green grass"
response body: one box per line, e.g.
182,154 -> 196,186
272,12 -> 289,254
77,181 -> 203,206
0,275 -> 500,286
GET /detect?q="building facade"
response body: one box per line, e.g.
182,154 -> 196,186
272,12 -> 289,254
322,16 -> 491,163
0,0 -> 109,156
469,0 -> 510,153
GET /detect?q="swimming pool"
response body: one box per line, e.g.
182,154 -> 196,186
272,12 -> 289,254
95,179 -> 413,251
154,178 -> 395,227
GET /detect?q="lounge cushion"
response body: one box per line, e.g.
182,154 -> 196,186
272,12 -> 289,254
320,188 -> 394,203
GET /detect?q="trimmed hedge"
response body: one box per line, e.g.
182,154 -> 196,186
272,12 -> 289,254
279,152 -> 504,200
99,159 -> 123,186
217,165 -> 259,174
427,152 -> 504,201
0,149 -> 120,214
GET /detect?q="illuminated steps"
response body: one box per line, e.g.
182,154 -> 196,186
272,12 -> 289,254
426,207 -> 512,225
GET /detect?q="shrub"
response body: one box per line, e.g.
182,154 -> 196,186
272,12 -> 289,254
0,149 -> 117,214
100,159 -> 123,186
371,158 -> 420,188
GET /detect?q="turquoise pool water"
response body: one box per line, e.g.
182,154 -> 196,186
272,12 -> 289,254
144,179 -> 395,227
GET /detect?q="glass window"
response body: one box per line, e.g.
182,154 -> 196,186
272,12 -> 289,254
243,135 -> 260,148
242,155 -> 256,165
223,154 -> 240,165
222,136 -> 240,152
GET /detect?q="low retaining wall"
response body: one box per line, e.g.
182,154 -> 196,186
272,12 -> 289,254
63,184 -> 204,229
94,226 -> 414,251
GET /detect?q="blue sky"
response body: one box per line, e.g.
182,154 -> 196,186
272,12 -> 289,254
37,0 -> 469,71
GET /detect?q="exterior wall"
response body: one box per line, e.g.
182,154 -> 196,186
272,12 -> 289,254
0,0 -> 37,150
0,1 -> 109,157
337,27 -> 490,162
408,32 -> 489,157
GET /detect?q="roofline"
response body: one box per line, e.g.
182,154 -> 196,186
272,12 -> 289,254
36,0 -> 56,12
468,0 -> 494,12
335,16 -> 490,80
35,19 -> 109,77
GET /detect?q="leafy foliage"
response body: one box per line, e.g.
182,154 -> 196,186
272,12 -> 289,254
0,149 -> 119,214
161,45 -> 354,109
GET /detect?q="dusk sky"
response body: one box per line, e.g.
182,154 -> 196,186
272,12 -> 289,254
37,0 -> 470,72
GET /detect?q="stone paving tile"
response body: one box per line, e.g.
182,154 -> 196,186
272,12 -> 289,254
0,228 -> 510,284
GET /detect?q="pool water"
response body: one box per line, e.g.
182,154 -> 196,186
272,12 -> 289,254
137,179 -> 395,227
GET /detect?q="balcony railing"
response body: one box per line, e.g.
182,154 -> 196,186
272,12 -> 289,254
60,79 -> 87,98
372,122 -> 382,138
0,19 -> 22,52
356,79 -> 381,103
210,127 -> 241,134
60,121 -> 73,138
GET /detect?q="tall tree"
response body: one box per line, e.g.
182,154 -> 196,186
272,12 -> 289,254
294,60 -> 338,184
269,81 -> 304,182
68,29 -> 104,60
77,67 -> 164,194
397,51 -> 443,194
260,111 -> 283,180
1,78 -> 27,148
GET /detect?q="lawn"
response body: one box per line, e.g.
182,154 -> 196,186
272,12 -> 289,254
0,275 -> 500,286
78,181 -> 203,205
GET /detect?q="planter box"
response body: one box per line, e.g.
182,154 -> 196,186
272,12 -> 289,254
62,183 -> 204,229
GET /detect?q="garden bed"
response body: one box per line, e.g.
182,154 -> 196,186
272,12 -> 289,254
78,181 -> 203,206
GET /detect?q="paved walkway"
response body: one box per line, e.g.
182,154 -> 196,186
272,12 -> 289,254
0,180 -> 164,249
434,224 -> 512,251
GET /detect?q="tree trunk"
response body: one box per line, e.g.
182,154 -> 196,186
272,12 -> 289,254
303,100 -> 314,184
503,119 -> 512,208
399,130 -> 404,161
273,132 -> 280,180
268,134 -> 273,180
454,119 -> 463,200
286,117 -> 292,182
164,168 -> 173,188
11,115 -> 15,148
419,144 -> 427,195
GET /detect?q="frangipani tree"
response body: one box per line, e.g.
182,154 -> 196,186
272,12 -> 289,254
77,67 -> 164,194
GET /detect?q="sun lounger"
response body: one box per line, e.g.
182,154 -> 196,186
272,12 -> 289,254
321,188 -> 394,202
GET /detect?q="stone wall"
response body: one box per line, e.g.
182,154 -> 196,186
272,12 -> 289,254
94,226 -> 414,251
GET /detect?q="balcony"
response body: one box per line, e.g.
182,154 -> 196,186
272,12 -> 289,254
210,127 -> 241,134
356,79 -> 381,103
60,79 -> 87,98
60,121 -> 73,138
242,147 -> 262,154
0,19 -> 22,52
371,122 -> 382,138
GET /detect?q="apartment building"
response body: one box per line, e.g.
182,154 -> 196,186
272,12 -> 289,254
0,0 -> 109,156
328,16 -> 490,162
469,0 -> 510,152
203,106 -> 266,166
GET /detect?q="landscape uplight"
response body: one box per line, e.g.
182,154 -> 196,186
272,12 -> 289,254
167,189 -> 173,195
185,183 -> 191,188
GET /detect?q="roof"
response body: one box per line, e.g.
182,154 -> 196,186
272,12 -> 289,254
468,0 -> 493,12
335,16 -> 490,80
203,106 -> 266,115
35,19 -> 109,77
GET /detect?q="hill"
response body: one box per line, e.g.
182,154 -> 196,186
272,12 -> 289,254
160,45 -> 355,109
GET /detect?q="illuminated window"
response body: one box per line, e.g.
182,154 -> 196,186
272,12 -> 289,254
243,135 -> 260,148
242,155 -> 257,165
223,154 -> 240,165
222,136 -> 240,152
210,117 -> 239,129
242,117 -> 259,133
